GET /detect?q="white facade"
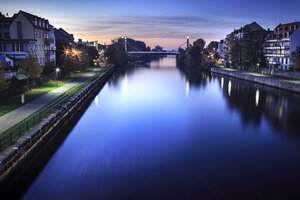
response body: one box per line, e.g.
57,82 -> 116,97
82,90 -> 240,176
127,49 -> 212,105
264,22 -> 300,70
0,11 -> 51,67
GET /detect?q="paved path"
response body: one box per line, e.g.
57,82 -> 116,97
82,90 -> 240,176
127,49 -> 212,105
0,72 -> 94,133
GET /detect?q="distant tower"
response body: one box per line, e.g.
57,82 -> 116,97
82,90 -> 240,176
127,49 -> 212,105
187,36 -> 190,50
125,36 -> 127,52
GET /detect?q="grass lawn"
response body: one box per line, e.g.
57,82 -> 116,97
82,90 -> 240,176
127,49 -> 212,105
0,72 -> 84,117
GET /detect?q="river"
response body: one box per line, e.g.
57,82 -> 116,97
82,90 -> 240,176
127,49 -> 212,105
21,56 -> 300,199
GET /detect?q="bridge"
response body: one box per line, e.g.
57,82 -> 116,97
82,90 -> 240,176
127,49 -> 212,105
121,36 -> 190,55
127,51 -> 179,55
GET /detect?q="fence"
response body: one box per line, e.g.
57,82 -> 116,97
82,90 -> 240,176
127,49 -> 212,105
0,69 -> 106,151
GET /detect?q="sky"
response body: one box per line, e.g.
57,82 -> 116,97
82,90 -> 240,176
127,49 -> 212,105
1,0 -> 300,49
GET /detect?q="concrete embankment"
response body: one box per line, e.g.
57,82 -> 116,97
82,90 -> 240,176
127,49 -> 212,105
211,67 -> 300,93
0,66 -> 115,184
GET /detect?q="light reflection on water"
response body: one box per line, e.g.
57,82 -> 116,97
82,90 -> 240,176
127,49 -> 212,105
22,56 -> 300,200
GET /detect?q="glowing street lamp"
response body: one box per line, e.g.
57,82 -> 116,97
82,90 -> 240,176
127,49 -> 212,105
55,67 -> 60,86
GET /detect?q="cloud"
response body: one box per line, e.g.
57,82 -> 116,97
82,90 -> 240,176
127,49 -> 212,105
59,14 -> 247,48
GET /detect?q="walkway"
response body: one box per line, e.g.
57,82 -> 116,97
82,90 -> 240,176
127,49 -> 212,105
0,72 -> 95,133
211,67 -> 300,93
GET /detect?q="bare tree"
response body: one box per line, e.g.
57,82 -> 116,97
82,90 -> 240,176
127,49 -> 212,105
19,54 -> 42,89
0,62 -> 7,90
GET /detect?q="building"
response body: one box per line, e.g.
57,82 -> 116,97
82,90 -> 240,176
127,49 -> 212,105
0,10 -> 51,67
222,22 -> 267,66
45,24 -> 56,66
264,21 -> 300,70
83,41 -> 98,51
230,22 -> 264,39
216,40 -> 225,59
54,28 -> 75,45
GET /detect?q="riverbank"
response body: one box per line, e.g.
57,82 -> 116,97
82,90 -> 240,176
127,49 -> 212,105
0,66 -> 115,185
211,67 -> 300,93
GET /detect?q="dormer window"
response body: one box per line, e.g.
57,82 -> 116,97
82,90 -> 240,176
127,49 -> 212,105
42,21 -> 44,28
35,17 -> 37,26
39,20 -> 41,27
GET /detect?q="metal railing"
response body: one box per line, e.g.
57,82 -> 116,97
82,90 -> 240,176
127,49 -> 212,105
0,69 -> 105,151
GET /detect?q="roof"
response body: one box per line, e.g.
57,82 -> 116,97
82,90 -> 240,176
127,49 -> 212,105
232,22 -> 264,35
276,21 -> 300,29
243,22 -> 264,32
54,28 -> 75,43
17,10 -> 50,31
0,12 -> 14,23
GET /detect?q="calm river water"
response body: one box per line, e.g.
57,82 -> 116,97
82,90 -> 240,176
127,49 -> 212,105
22,56 -> 300,200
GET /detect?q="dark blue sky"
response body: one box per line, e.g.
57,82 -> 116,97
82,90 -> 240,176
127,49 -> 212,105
2,0 -> 300,48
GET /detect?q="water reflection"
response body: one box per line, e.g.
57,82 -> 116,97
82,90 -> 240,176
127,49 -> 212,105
186,79 -> 190,96
213,74 -> 300,135
121,73 -> 128,94
18,56 -> 300,200
94,95 -> 98,106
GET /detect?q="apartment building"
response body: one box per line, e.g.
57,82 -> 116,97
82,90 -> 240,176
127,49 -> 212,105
45,24 -> 56,66
218,22 -> 265,65
263,21 -> 300,70
0,10 -> 53,67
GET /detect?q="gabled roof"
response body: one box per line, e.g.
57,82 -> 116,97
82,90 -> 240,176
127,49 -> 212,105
16,10 -> 50,31
0,12 -> 14,23
276,21 -> 300,29
243,22 -> 264,32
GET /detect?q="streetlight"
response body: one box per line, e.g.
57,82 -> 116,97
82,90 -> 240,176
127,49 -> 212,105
55,67 -> 60,86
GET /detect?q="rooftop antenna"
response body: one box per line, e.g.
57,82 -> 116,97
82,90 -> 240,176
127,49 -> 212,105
6,13 -> 9,17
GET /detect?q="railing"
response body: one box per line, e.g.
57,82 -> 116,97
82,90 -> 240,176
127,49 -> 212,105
0,69 -> 105,151
127,51 -> 179,55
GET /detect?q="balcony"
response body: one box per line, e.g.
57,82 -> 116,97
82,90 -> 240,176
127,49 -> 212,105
266,38 -> 290,43
263,46 -> 289,50
44,38 -> 54,45
264,54 -> 290,57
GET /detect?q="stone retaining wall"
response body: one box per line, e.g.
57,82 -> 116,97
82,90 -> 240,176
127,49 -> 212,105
0,66 -> 115,183
211,68 -> 300,93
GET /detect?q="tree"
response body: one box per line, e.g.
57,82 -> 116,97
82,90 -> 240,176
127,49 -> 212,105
0,63 -> 7,90
206,41 -> 219,53
291,46 -> 300,70
228,28 -> 267,68
153,45 -> 163,52
19,54 -> 42,89
104,39 -> 128,67
193,39 -> 206,50
62,56 -> 79,72
176,38 -> 206,67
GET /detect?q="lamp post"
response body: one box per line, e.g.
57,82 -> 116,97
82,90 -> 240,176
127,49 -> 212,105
55,67 -> 60,86
187,36 -> 190,50
124,36 -> 127,52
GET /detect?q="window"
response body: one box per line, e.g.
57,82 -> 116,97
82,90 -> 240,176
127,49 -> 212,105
17,21 -> 22,39
16,43 -> 20,51
35,31 -> 37,38
4,24 -> 9,28
12,43 -> 15,51
0,43 -> 2,51
20,43 -> 23,51
0,32 -> 1,39
4,32 -> 9,39
0,24 -> 2,29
